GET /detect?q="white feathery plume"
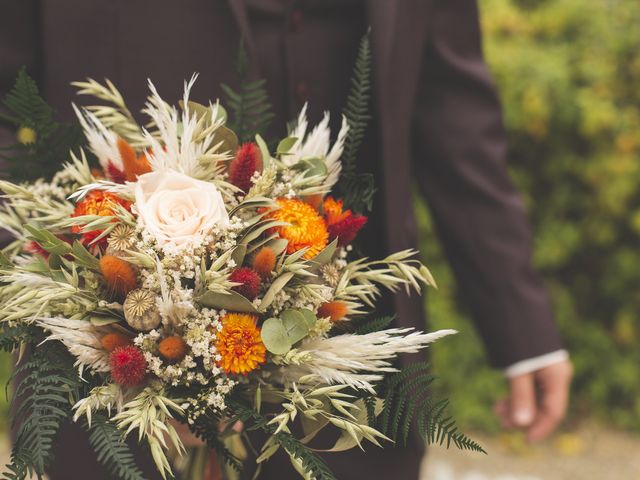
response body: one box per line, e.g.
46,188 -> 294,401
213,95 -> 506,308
285,104 -> 349,190
73,104 -> 123,171
141,74 -> 226,179
278,328 -> 457,393
37,317 -> 112,374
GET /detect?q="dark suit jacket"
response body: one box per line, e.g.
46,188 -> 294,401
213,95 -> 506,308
0,1 -> 564,479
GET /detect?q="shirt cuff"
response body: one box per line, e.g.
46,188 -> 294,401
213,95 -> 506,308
504,350 -> 569,378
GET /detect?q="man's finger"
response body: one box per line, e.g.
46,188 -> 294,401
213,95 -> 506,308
527,363 -> 572,442
509,373 -> 536,427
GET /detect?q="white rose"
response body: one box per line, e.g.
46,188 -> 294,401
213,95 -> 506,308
134,170 -> 230,246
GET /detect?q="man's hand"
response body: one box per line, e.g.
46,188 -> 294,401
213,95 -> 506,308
494,359 -> 573,442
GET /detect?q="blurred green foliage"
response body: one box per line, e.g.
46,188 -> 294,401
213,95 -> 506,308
423,0 -> 640,431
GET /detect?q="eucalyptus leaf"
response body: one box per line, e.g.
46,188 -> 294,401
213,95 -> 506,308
255,134 -> 271,169
299,157 -> 327,178
240,220 -> 289,245
231,244 -> 247,267
261,317 -> 292,355
299,309 -> 317,329
198,290 -> 259,314
212,125 -> 239,155
280,309 -> 310,344
89,316 -> 121,326
276,137 -> 298,156
263,238 -> 289,256
310,237 -> 338,266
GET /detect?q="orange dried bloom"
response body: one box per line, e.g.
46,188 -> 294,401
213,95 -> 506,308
318,301 -> 348,322
322,196 -> 367,247
215,313 -> 266,375
100,332 -> 132,352
100,255 -> 137,297
118,137 -> 152,182
323,197 -> 350,225
252,247 -> 276,278
158,336 -> 188,362
269,198 -> 328,259
72,190 -> 131,248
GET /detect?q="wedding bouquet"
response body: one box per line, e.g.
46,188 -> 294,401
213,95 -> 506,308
0,41 -> 482,480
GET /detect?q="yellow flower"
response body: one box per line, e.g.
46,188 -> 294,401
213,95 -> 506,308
269,198 -> 328,259
215,313 -> 266,375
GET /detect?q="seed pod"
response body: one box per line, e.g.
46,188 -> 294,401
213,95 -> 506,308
124,289 -> 161,331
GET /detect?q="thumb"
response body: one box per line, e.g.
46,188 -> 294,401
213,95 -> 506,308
509,373 -> 536,427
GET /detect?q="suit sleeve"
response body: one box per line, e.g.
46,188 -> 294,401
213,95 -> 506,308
411,0 -> 564,368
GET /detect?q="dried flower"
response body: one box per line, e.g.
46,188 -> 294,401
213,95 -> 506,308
158,335 -> 188,362
107,223 -> 137,253
101,332 -> 133,352
72,190 -> 131,248
215,313 -> 266,375
269,198 -> 328,259
100,255 -> 137,297
110,345 -> 147,386
317,301 -> 348,322
229,267 -> 261,299
252,247 -> 277,278
117,137 -> 152,182
323,197 -> 367,246
229,143 -> 262,193
124,289 -> 161,331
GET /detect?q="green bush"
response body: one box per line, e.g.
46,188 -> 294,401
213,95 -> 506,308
423,0 -> 640,431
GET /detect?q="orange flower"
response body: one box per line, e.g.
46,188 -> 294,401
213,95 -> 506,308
252,247 -> 276,278
322,196 -> 367,247
72,191 -> 131,248
117,137 -> 152,182
100,332 -> 133,352
158,336 -> 188,362
269,198 -> 328,259
100,255 -> 137,297
318,301 -> 348,322
215,313 -> 266,375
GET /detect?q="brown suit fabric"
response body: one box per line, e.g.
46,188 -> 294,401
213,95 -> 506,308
0,1 -> 563,478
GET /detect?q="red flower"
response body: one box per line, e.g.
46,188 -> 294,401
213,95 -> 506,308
229,267 -> 262,299
110,346 -> 147,386
106,160 -> 126,184
323,197 -> 367,246
229,143 -> 262,193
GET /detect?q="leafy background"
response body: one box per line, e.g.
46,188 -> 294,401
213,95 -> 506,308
424,0 -> 640,433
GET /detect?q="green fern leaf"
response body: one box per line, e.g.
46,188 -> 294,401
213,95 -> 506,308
82,414 -> 146,480
222,44 -> 275,143
378,362 -> 485,453
336,32 -> 376,213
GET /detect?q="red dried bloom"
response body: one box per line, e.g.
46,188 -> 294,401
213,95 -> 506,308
110,346 -> 147,386
229,143 -> 262,193
323,197 -> 367,246
229,267 -> 262,300
106,160 -> 126,184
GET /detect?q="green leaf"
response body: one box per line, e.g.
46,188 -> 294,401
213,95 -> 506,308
197,290 -> 259,314
71,240 -> 101,270
299,309 -> 317,329
280,309 -> 310,344
255,134 -> 271,169
261,317 -> 292,355
259,272 -> 295,311
310,237 -> 338,266
24,225 -> 72,256
299,157 -> 327,178
276,137 -> 298,156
